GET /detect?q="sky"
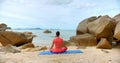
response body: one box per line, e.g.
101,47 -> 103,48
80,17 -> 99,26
0,0 -> 120,30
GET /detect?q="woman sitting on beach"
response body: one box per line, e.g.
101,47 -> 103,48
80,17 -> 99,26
50,31 -> 67,53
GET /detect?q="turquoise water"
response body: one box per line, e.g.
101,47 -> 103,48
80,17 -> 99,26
13,29 -> 76,46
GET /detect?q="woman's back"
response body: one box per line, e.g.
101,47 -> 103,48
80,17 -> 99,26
53,37 -> 63,48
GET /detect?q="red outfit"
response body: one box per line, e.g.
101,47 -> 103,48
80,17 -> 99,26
50,37 -> 67,53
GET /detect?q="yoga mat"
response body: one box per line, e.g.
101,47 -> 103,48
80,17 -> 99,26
39,50 -> 83,55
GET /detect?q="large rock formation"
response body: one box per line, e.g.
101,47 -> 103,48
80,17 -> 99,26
0,31 -> 34,46
88,15 -> 116,40
0,23 -> 7,31
76,16 -> 97,35
70,33 -> 97,46
23,32 -> 35,42
70,14 -> 119,49
113,22 -> 120,40
113,14 -> 120,41
113,13 -> 120,23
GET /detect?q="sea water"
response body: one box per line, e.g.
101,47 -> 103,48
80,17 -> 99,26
13,29 -> 76,46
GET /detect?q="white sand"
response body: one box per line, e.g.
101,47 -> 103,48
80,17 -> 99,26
0,46 -> 120,63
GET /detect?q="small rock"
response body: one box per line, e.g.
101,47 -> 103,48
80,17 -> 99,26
101,49 -> 109,53
18,43 -> 35,49
2,44 -> 20,53
43,29 -> 52,33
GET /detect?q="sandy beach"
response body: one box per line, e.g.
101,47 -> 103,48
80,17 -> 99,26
0,45 -> 120,63
0,0 -> 120,63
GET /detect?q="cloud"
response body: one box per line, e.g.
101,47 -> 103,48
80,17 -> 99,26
0,11 -> 35,20
0,0 -> 4,4
66,0 -> 97,9
46,0 -> 73,5
0,0 -> 38,21
0,0 -> 5,9
0,0 -> 120,29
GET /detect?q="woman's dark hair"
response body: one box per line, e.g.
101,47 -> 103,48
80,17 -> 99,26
56,31 -> 60,36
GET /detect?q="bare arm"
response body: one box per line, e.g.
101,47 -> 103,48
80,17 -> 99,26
50,42 -> 54,49
62,42 -> 67,48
